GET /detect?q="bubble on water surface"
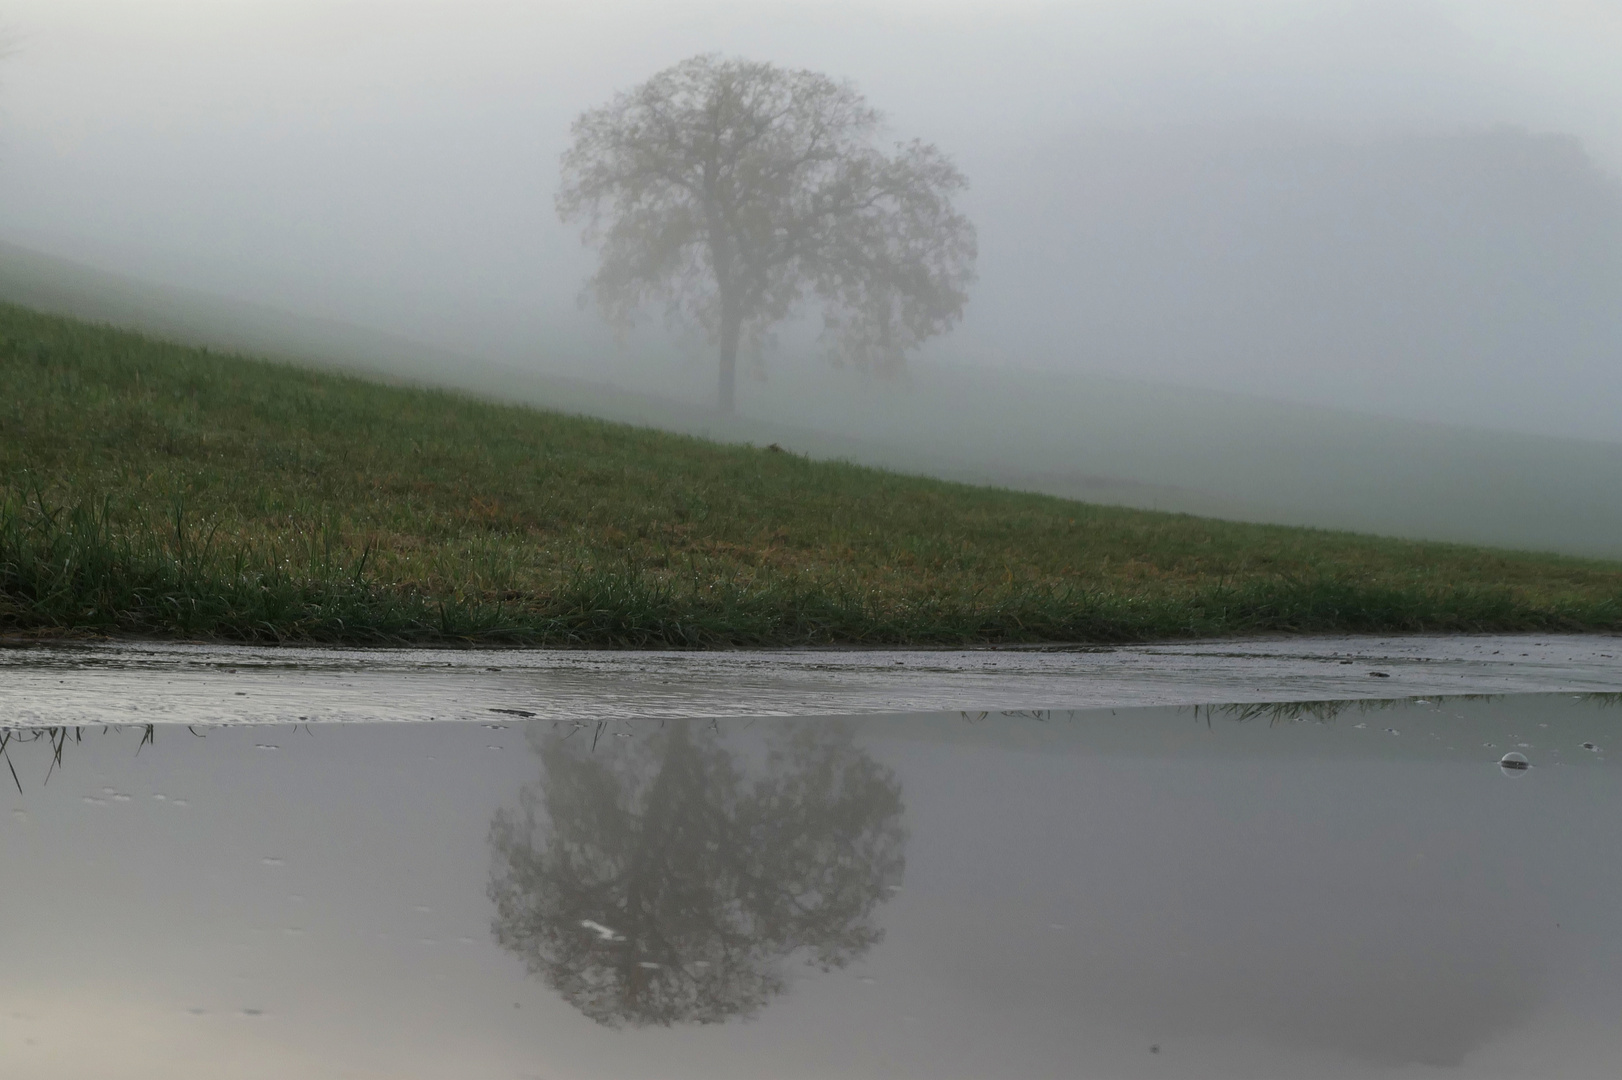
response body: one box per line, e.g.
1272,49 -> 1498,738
1500,752 -> 1531,777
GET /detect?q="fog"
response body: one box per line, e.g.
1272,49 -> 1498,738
1,0 -> 1620,549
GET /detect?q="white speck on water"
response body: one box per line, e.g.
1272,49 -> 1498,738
261,857 -> 284,866
579,919 -> 624,942
637,961 -> 661,969
253,744 -> 279,751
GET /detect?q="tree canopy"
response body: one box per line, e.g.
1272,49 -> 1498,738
487,720 -> 906,1027
558,54 -> 977,412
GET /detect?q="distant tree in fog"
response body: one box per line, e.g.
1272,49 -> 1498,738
557,54 -> 977,413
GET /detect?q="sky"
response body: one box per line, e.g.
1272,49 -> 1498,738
0,0 -> 1619,440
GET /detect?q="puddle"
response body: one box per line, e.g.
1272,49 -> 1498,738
3,693 -> 1621,1077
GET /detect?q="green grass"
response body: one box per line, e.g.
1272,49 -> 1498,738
2,302 -> 1619,646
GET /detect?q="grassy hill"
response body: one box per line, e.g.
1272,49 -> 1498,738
6,238 -> 1622,561
2,304 -> 1620,646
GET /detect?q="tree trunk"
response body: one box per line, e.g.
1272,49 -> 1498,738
717,308 -> 741,414
718,341 -> 737,414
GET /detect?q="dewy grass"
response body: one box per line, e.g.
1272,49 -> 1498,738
2,301 -> 1620,646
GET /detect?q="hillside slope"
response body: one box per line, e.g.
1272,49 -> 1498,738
4,239 -> 1620,559
2,304 -> 1619,646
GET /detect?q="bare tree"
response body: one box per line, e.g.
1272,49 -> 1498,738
558,54 -> 977,413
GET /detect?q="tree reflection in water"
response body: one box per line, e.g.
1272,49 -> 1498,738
488,720 -> 906,1027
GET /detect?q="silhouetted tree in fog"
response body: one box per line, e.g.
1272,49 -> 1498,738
557,54 -> 977,413
488,720 -> 906,1026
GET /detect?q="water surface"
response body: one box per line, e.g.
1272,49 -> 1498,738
4,635 -> 1619,724
4,693 -> 1620,1078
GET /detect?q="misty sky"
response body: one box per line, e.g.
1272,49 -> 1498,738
1,0 -> 1619,440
